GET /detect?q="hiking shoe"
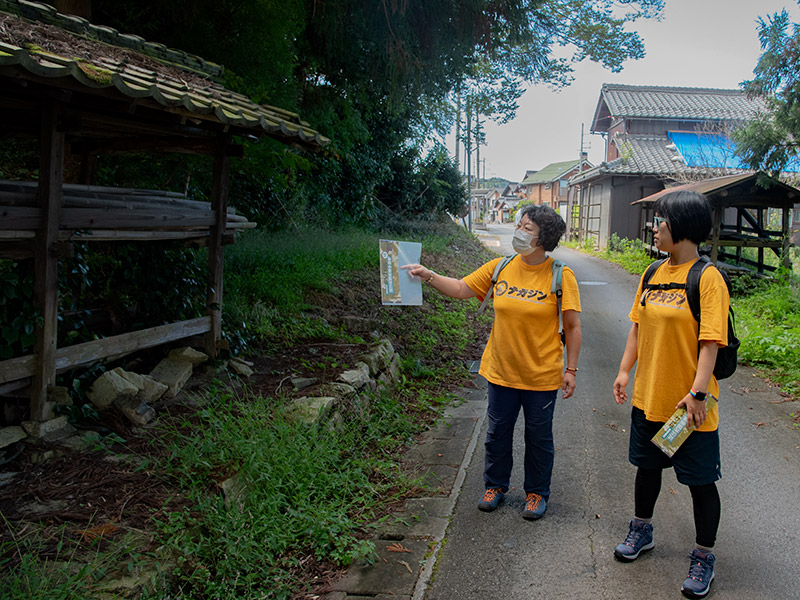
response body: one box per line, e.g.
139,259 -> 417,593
522,492 -> 547,520
614,520 -> 654,562
681,549 -> 715,598
478,487 -> 504,512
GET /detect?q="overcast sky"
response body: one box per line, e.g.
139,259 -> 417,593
452,0 -> 800,183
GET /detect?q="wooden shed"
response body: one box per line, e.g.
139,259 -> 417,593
632,172 -> 797,272
0,1 -> 329,422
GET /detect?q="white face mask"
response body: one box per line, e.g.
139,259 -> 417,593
512,229 -> 537,255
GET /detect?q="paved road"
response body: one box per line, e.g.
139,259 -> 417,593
425,223 -> 800,599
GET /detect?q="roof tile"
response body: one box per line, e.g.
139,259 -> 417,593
0,0 -> 329,148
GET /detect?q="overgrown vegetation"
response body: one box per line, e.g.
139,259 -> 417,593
0,219 -> 496,600
575,234 -> 800,395
154,386 -> 423,599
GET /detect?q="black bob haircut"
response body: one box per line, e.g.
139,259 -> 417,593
653,190 -> 712,246
520,204 -> 566,252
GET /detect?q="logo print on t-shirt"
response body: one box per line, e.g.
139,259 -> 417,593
494,280 -> 548,304
643,289 -> 687,309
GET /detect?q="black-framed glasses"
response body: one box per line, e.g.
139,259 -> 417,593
653,215 -> 667,228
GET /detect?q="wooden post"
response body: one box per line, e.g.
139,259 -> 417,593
30,101 -> 64,421
710,207 -> 722,263
782,206 -> 792,269
205,133 -> 231,357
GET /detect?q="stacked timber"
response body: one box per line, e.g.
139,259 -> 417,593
0,180 -> 255,243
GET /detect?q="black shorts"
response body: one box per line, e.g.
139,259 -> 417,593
628,407 -> 721,486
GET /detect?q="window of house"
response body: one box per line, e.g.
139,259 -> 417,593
560,179 -> 568,190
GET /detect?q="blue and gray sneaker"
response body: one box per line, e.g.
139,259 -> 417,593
681,549 -> 715,598
478,487 -> 504,512
614,519 -> 654,562
522,492 -> 547,520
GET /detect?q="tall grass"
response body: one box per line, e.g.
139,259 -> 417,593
154,385 -> 433,599
734,271 -> 800,394
222,222 -> 475,350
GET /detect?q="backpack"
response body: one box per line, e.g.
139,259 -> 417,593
477,255 -> 566,341
640,256 -> 740,380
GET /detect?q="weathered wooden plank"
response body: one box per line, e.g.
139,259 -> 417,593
53,317 -> 212,372
0,206 -> 41,229
59,208 -> 218,229
30,100 -> 63,421
0,355 -> 36,385
0,317 -> 212,384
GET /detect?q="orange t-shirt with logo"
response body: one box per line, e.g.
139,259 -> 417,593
629,259 -> 729,432
463,255 -> 581,391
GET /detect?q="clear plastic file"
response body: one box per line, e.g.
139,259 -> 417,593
651,396 -> 718,457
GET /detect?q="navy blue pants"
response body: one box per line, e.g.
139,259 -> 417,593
484,382 -> 558,499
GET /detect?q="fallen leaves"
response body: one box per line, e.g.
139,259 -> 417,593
386,542 -> 411,553
76,521 -> 119,541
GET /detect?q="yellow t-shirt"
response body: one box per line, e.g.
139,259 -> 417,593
463,255 -> 581,391
629,259 -> 729,431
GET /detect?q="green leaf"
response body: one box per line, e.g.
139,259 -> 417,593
2,326 -> 19,344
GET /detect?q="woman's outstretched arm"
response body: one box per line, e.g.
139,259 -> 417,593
401,264 -> 477,300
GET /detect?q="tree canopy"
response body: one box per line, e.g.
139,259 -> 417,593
90,0 -> 663,224
736,4 -> 800,175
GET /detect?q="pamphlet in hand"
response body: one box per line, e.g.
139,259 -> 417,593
379,239 -> 422,306
651,396 -> 718,457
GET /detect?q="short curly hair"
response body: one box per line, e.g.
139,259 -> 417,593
519,204 -> 566,252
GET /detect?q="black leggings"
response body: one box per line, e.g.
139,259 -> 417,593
634,467 -> 721,548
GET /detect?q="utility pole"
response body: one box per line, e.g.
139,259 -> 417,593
466,107 -> 472,232
454,85 -> 461,171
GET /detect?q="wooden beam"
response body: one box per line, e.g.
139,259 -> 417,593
30,100 -> 64,422
0,317 -> 211,385
782,206 -> 792,269
205,133 -> 231,357
73,137 -> 245,157
710,207 -> 723,263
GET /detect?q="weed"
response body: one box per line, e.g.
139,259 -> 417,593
152,385 -> 425,598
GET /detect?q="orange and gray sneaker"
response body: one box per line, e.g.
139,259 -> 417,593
478,487 -> 504,512
523,492 -> 547,520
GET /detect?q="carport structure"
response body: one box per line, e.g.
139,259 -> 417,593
0,0 -> 329,421
633,172 -> 797,271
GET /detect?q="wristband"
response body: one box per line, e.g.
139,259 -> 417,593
565,367 -> 578,374
424,272 -> 435,283
690,389 -> 707,401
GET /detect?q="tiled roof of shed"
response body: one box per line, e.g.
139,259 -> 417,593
591,84 -> 764,133
0,0 -> 329,148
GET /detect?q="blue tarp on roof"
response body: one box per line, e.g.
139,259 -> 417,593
667,131 -> 748,169
667,131 -> 800,172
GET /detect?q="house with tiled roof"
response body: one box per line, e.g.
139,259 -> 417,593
569,84 -> 764,248
519,156 -> 592,214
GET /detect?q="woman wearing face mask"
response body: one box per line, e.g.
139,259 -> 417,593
403,204 -> 581,520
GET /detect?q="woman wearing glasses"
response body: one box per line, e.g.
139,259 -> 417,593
403,204 -> 581,520
612,191 -> 730,599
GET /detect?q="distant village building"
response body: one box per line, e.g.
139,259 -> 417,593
569,84 -> 763,248
568,84 -> 798,274
519,157 -> 592,216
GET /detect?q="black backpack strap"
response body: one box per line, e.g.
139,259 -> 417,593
477,255 -> 515,314
551,258 -> 565,335
685,256 -> 713,323
639,258 -> 669,306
